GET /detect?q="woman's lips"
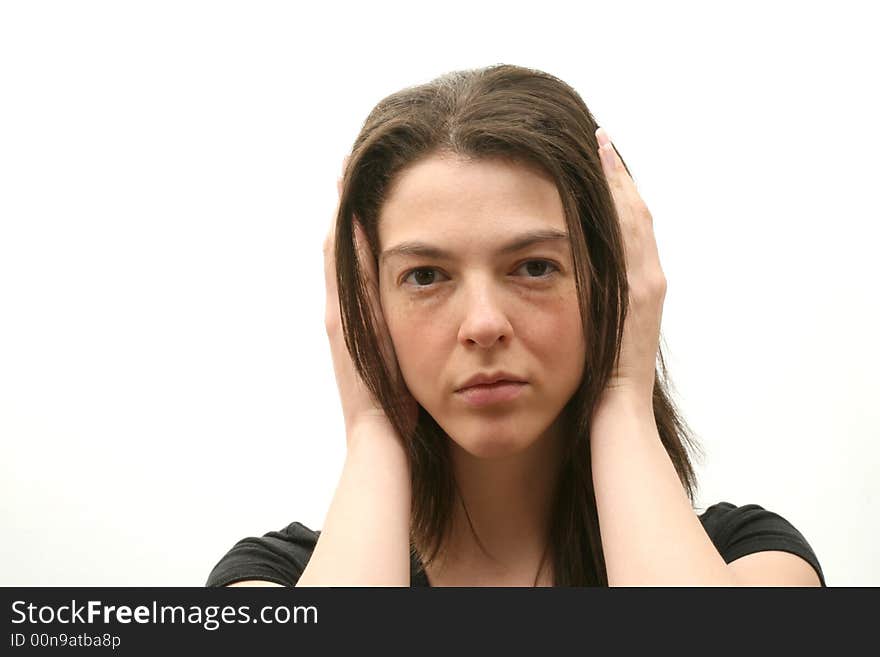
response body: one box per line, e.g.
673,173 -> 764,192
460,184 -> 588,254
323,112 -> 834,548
455,381 -> 527,407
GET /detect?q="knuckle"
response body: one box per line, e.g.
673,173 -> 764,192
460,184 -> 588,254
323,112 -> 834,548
655,274 -> 667,295
647,269 -> 667,297
324,313 -> 342,338
630,283 -> 652,305
629,273 -> 666,303
635,201 -> 652,223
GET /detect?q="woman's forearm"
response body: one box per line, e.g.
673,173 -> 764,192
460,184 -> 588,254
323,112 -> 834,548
296,421 -> 412,586
590,393 -> 738,586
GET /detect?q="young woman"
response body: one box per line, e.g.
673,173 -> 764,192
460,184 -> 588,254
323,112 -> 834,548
207,64 -> 826,587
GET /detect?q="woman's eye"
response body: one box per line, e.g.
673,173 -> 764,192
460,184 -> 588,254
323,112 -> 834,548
514,260 -> 558,278
402,268 -> 447,287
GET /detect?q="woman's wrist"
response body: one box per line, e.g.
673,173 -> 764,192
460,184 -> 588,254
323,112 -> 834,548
347,415 -> 409,461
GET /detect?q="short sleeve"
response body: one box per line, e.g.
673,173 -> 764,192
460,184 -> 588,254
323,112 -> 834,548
699,501 -> 827,586
205,522 -> 320,587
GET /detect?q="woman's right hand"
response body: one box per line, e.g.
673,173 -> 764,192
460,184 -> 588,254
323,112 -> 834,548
323,157 -> 419,447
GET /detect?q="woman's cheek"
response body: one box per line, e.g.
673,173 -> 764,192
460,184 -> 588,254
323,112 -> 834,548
528,289 -> 585,374
386,301 -> 443,405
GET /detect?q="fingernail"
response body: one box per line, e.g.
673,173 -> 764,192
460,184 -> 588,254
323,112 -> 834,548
596,127 -> 611,148
600,143 -> 616,171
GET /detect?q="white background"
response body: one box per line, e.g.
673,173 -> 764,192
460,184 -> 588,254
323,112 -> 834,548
1,1 -> 876,586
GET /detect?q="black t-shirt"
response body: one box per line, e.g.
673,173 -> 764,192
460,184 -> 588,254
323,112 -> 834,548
205,501 -> 827,587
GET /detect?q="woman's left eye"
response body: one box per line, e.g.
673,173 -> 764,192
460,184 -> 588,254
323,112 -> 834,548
514,260 -> 559,278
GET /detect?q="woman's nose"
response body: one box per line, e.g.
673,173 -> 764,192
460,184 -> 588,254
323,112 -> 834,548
456,282 -> 513,349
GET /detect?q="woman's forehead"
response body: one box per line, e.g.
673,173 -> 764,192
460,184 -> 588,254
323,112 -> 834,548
377,153 -> 566,249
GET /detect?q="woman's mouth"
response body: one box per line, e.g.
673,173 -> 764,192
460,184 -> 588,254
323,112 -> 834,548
455,381 -> 527,407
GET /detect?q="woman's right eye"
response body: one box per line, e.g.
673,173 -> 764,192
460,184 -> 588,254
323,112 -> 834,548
402,267 -> 448,288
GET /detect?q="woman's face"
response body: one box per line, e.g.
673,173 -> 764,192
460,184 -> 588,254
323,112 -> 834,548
377,152 -> 586,459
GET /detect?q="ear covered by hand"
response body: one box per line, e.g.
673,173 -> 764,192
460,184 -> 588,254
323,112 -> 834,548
323,156 -> 419,444
595,127 -> 666,407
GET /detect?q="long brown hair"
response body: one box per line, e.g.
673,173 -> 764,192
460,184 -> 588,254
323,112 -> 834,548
334,63 -> 703,585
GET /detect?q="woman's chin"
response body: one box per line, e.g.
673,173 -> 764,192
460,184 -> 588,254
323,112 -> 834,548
428,407 -> 555,460
444,425 -> 537,461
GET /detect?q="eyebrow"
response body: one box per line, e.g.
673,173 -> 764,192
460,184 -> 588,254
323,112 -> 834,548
380,228 -> 571,265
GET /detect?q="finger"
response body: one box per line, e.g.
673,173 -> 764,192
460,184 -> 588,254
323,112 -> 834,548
353,219 -> 381,310
325,161 -> 348,311
337,154 -> 351,198
596,128 -> 654,225
353,220 -> 398,369
328,154 -> 352,257
595,127 -> 634,232
596,127 -> 624,184
323,212 -> 337,294
595,128 -> 662,272
323,229 -> 339,329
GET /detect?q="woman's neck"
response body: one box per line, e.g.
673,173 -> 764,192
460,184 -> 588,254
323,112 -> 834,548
426,420 -> 564,585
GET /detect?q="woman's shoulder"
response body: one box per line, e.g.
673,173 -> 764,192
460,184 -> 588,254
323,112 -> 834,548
697,500 -> 826,586
206,521 -> 429,587
205,521 -> 321,587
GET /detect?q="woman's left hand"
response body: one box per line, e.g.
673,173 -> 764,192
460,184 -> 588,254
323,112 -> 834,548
595,127 -> 666,408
